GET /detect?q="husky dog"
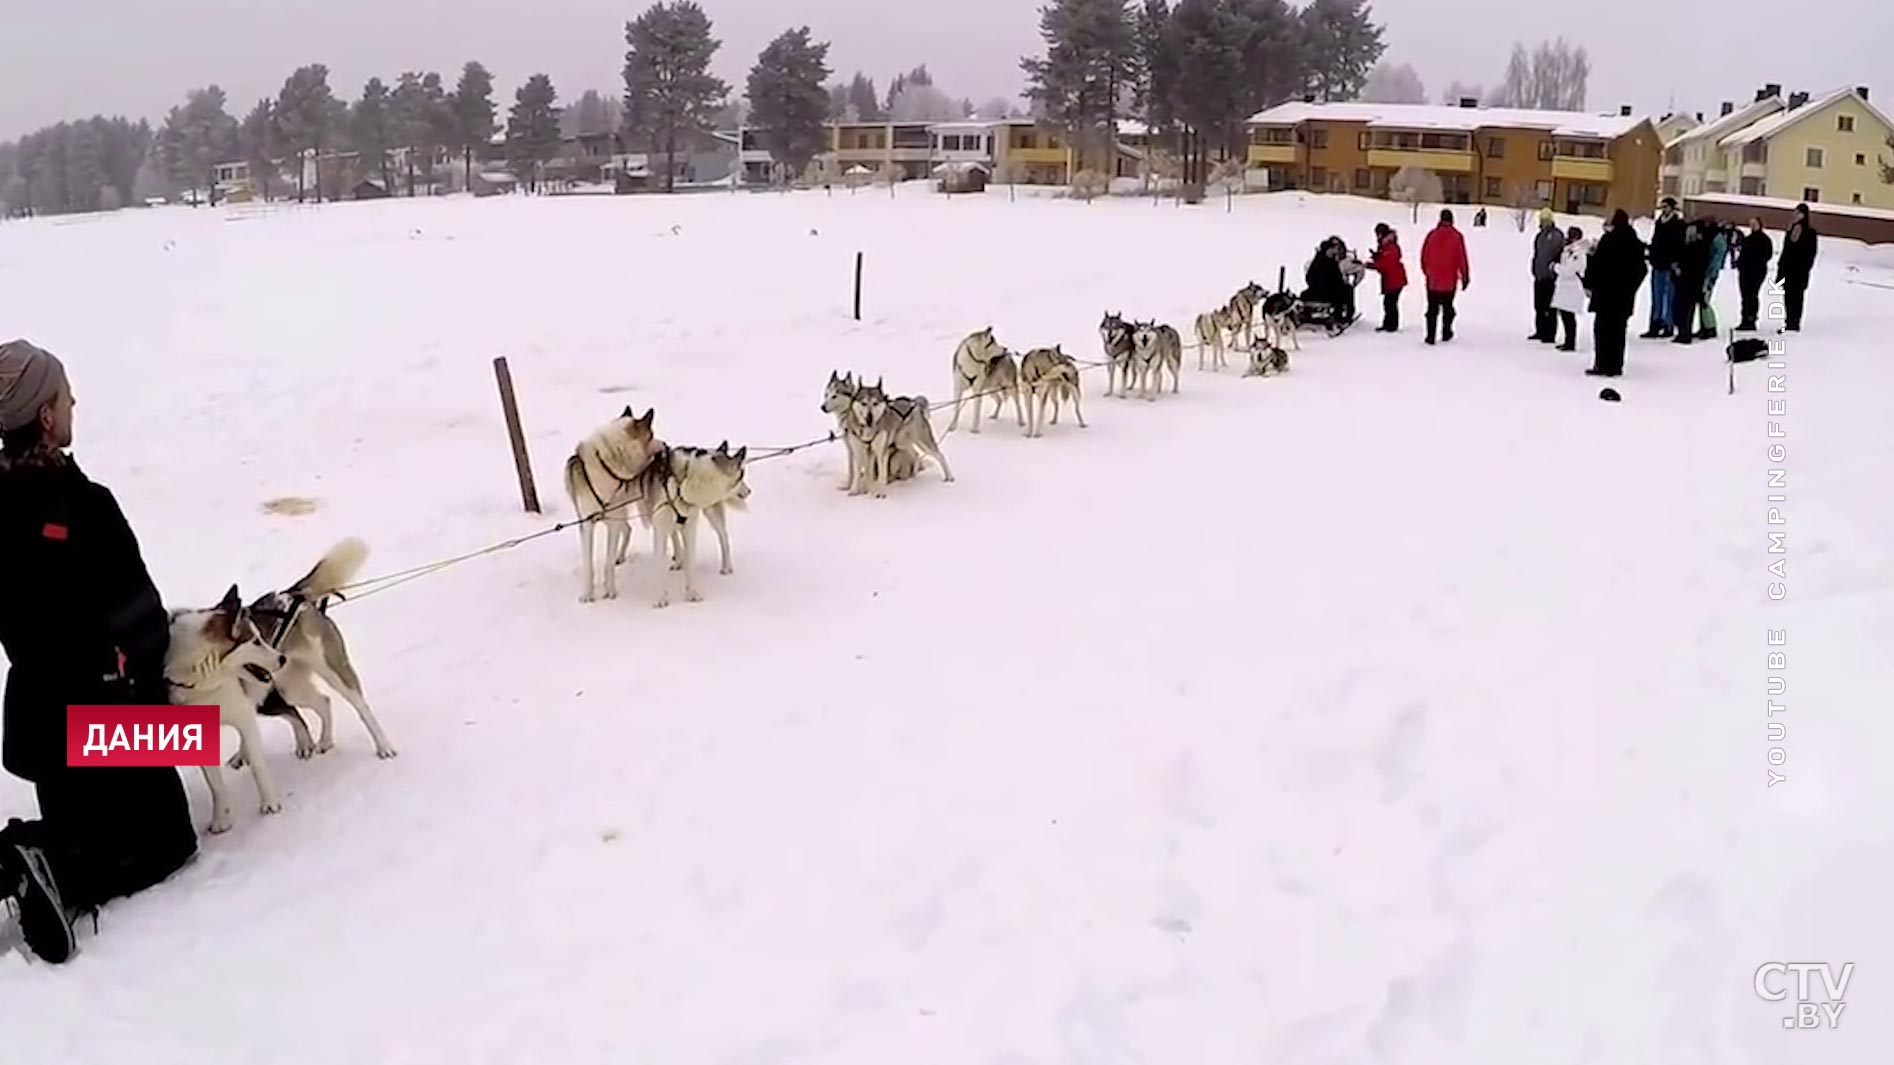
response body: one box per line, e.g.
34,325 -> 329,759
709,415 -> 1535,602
1099,312 -> 1137,397
1018,346 -> 1088,437
946,328 -> 1024,434
241,538 -> 396,765
564,407 -> 664,603
846,378 -> 954,496
1261,291 -> 1301,352
1131,321 -> 1183,398
824,372 -> 922,489
1194,308 -> 1237,372
1244,343 -> 1291,377
164,587 -> 291,834
635,443 -> 752,608
1227,282 -> 1267,350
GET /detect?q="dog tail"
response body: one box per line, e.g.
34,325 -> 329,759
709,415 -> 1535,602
291,537 -> 370,600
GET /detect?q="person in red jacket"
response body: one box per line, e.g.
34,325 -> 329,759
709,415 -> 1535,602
1365,223 -> 1407,332
1419,208 -> 1471,345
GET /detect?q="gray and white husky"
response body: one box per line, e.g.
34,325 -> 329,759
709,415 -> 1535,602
844,376 -> 954,497
1099,312 -> 1137,397
1227,282 -> 1267,351
1244,343 -> 1291,377
824,372 -> 915,491
1131,320 -> 1183,398
167,539 -> 393,834
564,407 -> 665,603
634,443 -> 752,608
1260,291 -> 1301,352
946,327 -> 1025,434
1194,307 -> 1237,373
1018,345 -> 1088,437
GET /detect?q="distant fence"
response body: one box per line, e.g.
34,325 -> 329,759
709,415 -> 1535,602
1686,194 -> 1894,246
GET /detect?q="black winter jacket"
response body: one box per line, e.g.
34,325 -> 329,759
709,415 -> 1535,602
1737,229 -> 1775,282
1778,220 -> 1819,284
0,454 -> 170,782
1649,211 -> 1687,270
1584,224 -> 1649,319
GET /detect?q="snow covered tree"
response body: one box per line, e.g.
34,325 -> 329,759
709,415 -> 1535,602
239,99 -> 280,200
827,83 -> 850,121
449,62 -> 498,191
888,81 -> 961,122
390,71 -> 451,195
506,74 -> 562,192
746,27 -> 833,176
160,86 -> 239,204
1488,39 -> 1589,110
1390,164 -> 1441,222
623,0 -> 729,193
1360,60 -> 1425,104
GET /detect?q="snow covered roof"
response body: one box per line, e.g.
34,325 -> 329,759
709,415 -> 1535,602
1246,101 -> 1648,139
928,121 -> 1000,132
1674,97 -> 1785,146
1718,88 -> 1893,148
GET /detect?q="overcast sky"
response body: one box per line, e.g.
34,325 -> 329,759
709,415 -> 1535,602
2,0 -> 1888,141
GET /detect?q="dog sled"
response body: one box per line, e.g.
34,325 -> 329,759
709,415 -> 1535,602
1292,237 -> 1366,338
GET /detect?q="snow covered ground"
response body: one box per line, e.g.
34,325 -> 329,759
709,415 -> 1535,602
2,186 -> 1891,1064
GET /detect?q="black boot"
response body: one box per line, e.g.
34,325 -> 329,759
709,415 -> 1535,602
1,824 -> 77,965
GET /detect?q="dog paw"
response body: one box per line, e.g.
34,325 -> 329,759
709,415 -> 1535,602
295,745 -> 315,760
259,800 -> 282,816
316,740 -> 334,754
208,818 -> 233,835
719,565 -> 733,576
227,754 -> 246,770
579,591 -> 596,604
685,589 -> 704,603
375,746 -> 398,759
654,598 -> 671,609
668,560 -> 684,572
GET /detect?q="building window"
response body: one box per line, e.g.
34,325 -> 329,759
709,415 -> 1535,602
1853,192 -> 1864,204
1310,165 -> 1328,188
1533,179 -> 1553,203
1742,141 -> 1768,163
1487,137 -> 1505,157
1358,131 -> 1370,151
1806,147 -> 1824,168
1538,140 -> 1554,161
1484,176 -> 1502,198
1740,177 -> 1766,195
1802,186 -> 1820,202
1311,129 -> 1329,149
1581,183 -> 1607,205
1354,167 -> 1370,189
1661,176 -> 1679,195
1857,153 -> 1868,166
1839,115 -> 1855,132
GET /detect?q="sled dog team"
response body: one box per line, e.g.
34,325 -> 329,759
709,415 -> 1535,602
152,282 -> 1304,835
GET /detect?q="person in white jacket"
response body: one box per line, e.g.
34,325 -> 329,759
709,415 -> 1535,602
1549,225 -> 1591,352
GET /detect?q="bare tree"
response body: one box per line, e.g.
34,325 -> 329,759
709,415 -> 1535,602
1440,80 -> 1485,106
1360,61 -> 1426,104
1488,39 -> 1589,110
888,82 -> 960,122
1390,164 -> 1442,223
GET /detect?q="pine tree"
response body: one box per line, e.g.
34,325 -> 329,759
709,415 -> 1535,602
240,99 -> 279,200
623,1 -> 729,193
273,65 -> 344,202
389,72 -> 451,195
506,74 -> 562,192
450,61 -> 498,191
1299,0 -> 1384,102
746,27 -> 834,179
353,78 -> 396,190
1022,0 -> 1140,175
161,86 -> 240,205
847,73 -> 882,122
827,83 -> 850,121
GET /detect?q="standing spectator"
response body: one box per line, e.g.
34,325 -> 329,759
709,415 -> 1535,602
1777,203 -> 1819,332
1670,220 -> 1714,345
1734,216 -> 1775,331
1550,224 -> 1591,352
1696,221 -> 1733,339
1641,197 -> 1687,338
1420,208 -> 1471,346
0,340 -> 198,965
1530,208 -> 1566,343
1366,223 -> 1407,332
1584,210 -> 1649,377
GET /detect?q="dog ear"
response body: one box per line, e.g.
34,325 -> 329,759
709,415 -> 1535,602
638,409 -> 654,428
622,405 -> 634,419
732,446 -> 746,464
217,584 -> 242,615
875,376 -> 883,390
717,439 -> 729,454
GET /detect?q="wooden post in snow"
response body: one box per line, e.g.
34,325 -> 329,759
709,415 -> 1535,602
853,252 -> 864,321
492,356 -> 540,514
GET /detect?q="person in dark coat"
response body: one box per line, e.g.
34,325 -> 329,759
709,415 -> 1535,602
1583,210 -> 1648,377
1670,220 -> 1715,345
1776,203 -> 1819,332
1641,197 -> 1687,338
1734,216 -> 1775,331
1365,223 -> 1407,332
1530,207 -> 1566,343
0,340 -> 197,965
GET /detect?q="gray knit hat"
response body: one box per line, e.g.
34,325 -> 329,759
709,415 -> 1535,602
0,340 -> 69,432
